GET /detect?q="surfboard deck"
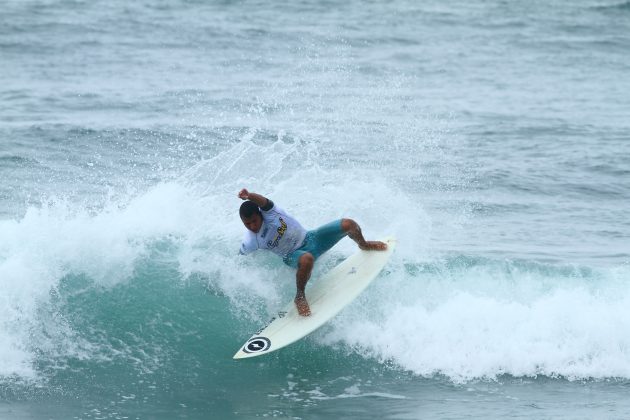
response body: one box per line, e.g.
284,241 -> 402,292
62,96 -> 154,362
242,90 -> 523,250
233,237 -> 396,359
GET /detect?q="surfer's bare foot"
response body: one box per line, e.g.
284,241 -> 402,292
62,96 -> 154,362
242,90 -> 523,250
295,295 -> 311,317
359,241 -> 387,251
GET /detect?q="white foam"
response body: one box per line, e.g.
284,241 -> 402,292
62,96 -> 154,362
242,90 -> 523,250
0,182 -> 205,377
174,138 -> 429,314
320,261 -> 630,382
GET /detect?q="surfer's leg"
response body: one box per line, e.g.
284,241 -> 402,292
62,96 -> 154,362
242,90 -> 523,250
308,219 -> 347,258
295,252 -> 314,317
341,218 -> 387,251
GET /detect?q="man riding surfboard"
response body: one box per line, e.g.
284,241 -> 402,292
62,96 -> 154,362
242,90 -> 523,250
238,188 -> 387,316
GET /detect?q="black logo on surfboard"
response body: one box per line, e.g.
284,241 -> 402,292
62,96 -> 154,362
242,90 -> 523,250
243,337 -> 271,353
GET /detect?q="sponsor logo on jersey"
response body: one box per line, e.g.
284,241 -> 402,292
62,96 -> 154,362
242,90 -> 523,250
267,217 -> 287,248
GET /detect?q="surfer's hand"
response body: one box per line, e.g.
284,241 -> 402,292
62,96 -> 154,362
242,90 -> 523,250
295,295 -> 311,317
238,189 -> 249,200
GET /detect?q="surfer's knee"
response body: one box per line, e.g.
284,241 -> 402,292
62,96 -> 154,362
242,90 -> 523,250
341,218 -> 358,232
342,218 -> 363,239
298,253 -> 314,269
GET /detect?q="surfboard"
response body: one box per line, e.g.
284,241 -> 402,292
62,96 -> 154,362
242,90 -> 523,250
233,237 -> 396,359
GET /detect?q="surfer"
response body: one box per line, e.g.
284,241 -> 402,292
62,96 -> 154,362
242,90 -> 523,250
238,188 -> 387,317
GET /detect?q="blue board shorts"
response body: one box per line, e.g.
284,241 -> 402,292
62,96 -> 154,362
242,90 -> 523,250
283,219 -> 347,268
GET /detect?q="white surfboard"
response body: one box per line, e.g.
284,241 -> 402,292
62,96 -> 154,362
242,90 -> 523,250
233,237 -> 396,359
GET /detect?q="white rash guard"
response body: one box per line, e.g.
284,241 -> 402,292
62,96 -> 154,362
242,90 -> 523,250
239,202 -> 307,258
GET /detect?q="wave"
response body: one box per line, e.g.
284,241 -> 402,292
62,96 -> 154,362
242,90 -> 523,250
2,201 -> 629,385
1,139 -> 628,386
0,137 -> 415,382
319,257 -> 630,382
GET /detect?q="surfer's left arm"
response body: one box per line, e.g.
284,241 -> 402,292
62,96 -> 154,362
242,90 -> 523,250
238,188 -> 273,211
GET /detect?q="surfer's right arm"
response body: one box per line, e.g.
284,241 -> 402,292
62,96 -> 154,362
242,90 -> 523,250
238,188 -> 273,211
239,231 -> 258,255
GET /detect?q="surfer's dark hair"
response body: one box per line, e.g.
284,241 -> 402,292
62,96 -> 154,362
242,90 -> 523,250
240,201 -> 261,219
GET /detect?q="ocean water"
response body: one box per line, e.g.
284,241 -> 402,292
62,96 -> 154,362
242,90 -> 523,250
1,0 -> 630,418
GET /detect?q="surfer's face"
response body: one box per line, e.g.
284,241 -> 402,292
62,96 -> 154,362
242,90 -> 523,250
241,213 -> 263,233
